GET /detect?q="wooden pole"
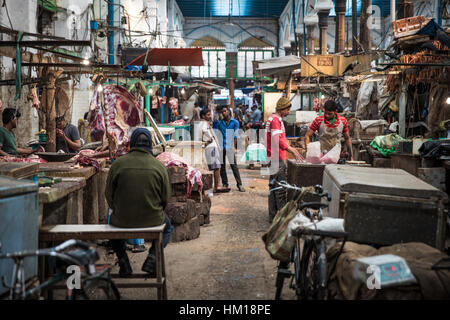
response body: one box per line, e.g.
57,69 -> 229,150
360,0 -> 372,51
352,0 -> 358,54
286,72 -> 293,99
45,71 -> 58,152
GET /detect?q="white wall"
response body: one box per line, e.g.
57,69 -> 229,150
184,17 -> 278,52
0,0 -> 39,147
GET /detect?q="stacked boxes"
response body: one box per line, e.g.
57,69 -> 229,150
166,166 -> 213,242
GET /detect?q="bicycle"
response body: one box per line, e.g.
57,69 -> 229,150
0,239 -> 120,300
270,181 -> 348,300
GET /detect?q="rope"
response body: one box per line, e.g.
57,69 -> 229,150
14,31 -> 23,101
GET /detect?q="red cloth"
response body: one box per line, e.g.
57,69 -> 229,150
125,48 -> 204,67
265,113 -> 289,161
309,114 -> 349,134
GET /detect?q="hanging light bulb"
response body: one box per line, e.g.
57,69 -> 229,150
149,88 -> 153,95
97,84 -> 103,92
446,97 -> 450,104
82,58 -> 90,65
181,87 -> 185,95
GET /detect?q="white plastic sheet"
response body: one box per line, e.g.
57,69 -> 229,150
305,141 -> 341,164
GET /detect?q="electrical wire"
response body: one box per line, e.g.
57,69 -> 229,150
2,0 -> 14,30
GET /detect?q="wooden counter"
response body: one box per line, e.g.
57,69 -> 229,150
38,160 -> 106,224
39,178 -> 86,227
0,162 -> 39,179
38,162 -> 97,180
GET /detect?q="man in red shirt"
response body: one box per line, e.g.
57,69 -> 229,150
266,97 -> 303,221
305,99 -> 353,160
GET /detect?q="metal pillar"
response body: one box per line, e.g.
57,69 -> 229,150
398,0 -> 414,19
352,0 -> 358,54
318,10 -> 331,55
391,0 -> 396,24
307,25 -> 316,54
335,0 -> 347,53
108,0 -> 115,64
360,0 -> 372,52
399,76 -> 407,137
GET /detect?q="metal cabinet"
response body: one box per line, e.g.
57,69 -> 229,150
0,176 -> 39,296
321,165 -> 447,250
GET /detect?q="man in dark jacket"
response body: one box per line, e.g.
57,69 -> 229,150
105,128 -> 173,276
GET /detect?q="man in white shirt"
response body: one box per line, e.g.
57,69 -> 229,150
198,109 -> 230,193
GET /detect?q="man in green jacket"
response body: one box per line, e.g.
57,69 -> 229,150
105,128 -> 173,276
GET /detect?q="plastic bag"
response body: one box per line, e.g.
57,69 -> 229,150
320,143 -> 341,164
306,141 -> 322,164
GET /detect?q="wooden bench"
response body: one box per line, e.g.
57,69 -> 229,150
39,224 -> 167,300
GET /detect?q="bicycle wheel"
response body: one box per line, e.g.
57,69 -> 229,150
293,238 -> 302,300
75,277 -> 120,300
299,239 -> 325,300
274,263 -> 284,300
274,260 -> 290,300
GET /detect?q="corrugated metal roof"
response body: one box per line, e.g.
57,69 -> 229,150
175,0 -> 289,18
175,0 -> 392,18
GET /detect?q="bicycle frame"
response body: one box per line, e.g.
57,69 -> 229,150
272,180 -> 347,300
0,240 -> 99,300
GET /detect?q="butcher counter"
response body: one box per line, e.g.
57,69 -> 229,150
38,160 -> 107,225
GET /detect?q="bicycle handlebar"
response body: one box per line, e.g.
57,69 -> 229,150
0,239 -> 94,267
270,180 -> 331,201
299,202 -> 329,210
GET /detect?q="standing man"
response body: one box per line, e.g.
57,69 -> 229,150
251,105 -> 262,126
305,99 -> 353,160
234,104 -> 245,129
213,107 -> 245,192
105,128 -> 173,276
266,97 -> 303,221
198,109 -> 230,193
0,108 -> 33,156
192,102 -> 202,122
55,116 -> 81,153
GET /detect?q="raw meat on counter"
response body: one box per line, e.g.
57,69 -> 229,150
156,152 -> 203,198
0,155 -> 47,163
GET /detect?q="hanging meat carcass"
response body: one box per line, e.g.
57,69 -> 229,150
27,85 -> 40,109
89,85 -> 143,157
168,97 -> 179,117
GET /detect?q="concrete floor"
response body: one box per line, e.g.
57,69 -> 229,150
96,167 -> 296,300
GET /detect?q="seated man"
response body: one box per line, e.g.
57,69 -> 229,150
55,116 -> 81,153
105,128 -> 173,276
0,108 -> 33,156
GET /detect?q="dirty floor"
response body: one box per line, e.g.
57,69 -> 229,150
99,167 -> 296,300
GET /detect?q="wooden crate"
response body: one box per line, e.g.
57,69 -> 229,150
393,16 -> 430,38
286,147 -> 306,160
390,153 -> 421,176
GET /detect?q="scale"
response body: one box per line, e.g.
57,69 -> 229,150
353,254 -> 417,289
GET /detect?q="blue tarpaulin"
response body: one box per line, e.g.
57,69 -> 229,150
417,19 -> 450,47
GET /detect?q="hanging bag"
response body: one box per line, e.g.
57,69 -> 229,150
262,187 -> 315,262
